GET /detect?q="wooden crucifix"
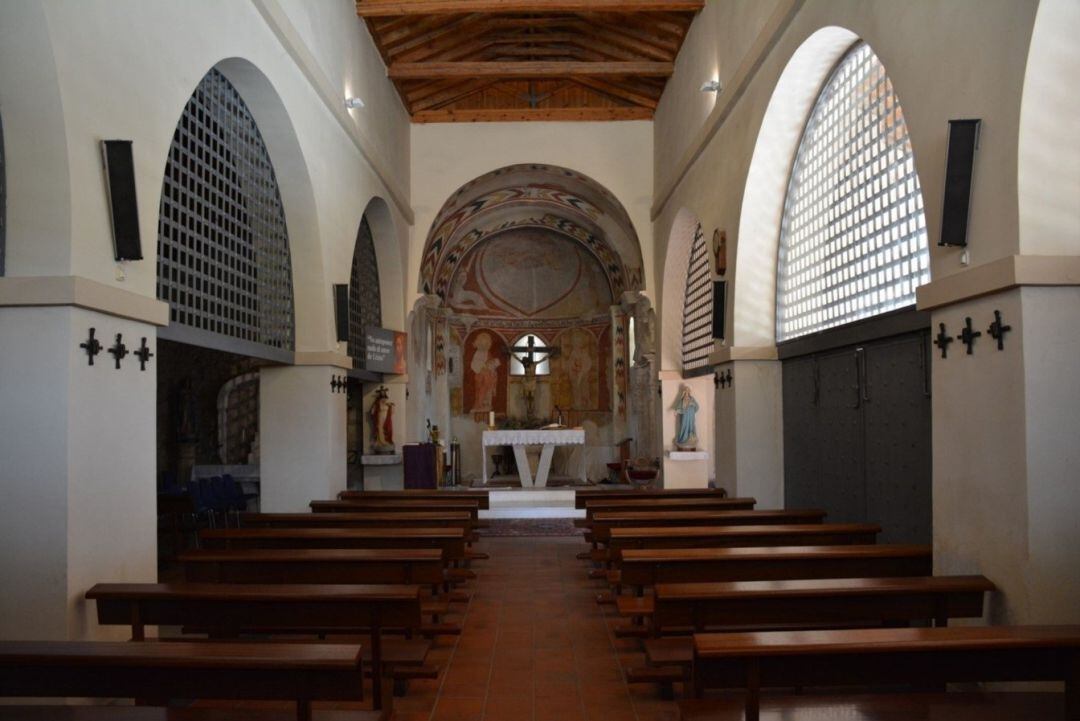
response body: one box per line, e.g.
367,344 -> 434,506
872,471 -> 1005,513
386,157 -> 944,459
507,335 -> 560,421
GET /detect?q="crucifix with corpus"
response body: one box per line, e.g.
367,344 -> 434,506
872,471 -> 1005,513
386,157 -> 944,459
508,334 -> 560,422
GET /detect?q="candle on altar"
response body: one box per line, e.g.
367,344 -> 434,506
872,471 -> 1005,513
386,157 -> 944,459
488,411 -> 495,428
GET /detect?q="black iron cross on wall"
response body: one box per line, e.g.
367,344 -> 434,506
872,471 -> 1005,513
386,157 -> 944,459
987,310 -> 1012,351
80,328 -> 103,366
956,317 -> 981,355
933,323 -> 953,359
133,337 -> 154,371
107,333 -> 129,369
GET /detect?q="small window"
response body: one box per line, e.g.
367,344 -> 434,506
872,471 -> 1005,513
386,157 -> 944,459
776,43 -> 929,342
681,223 -> 713,371
509,334 -> 551,376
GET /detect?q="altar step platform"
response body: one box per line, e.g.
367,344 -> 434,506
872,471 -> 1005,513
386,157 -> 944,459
474,482 -> 643,519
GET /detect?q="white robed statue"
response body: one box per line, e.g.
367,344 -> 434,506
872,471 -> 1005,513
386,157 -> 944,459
673,385 -> 699,451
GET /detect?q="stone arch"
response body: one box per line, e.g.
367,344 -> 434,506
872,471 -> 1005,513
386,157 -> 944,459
1018,0 -> 1080,255
419,163 -> 644,298
659,207 -> 703,372
209,57 -> 326,353
733,27 -> 860,347
359,196 -> 404,332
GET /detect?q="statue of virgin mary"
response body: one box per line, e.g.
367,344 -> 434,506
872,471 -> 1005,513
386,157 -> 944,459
673,385 -> 699,451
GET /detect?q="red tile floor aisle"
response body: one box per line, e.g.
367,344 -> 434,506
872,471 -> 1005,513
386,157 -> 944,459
395,535 -> 678,721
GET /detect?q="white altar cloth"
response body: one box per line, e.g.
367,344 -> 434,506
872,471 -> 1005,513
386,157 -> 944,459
482,429 -> 586,487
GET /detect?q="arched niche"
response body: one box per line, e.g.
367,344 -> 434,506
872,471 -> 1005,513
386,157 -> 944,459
733,27 -> 859,347
1018,0 -> 1080,256
359,196 -> 404,332
659,207 -> 703,373
211,57 -> 327,353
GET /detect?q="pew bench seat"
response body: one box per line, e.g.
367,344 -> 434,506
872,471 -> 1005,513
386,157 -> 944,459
692,625 -> 1080,721
0,709 -> 385,721
677,692 -> 1069,721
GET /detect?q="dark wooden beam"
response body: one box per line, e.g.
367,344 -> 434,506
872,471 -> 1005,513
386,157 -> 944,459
570,77 -> 659,108
411,106 -> 654,122
357,1 -> 704,17
389,60 -> 673,79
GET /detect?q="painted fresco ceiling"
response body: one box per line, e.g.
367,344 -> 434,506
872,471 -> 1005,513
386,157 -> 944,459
420,164 -> 644,299
447,228 -> 613,320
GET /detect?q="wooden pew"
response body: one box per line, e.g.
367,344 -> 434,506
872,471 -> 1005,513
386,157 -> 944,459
0,640 -> 369,721
607,523 -> 881,554
621,575 -> 995,688
617,544 -> 933,593
179,548 -> 445,587
310,499 -> 480,521
583,497 -> 756,520
339,489 -> 489,509
199,527 -> 468,563
691,625 -> 1080,720
241,511 -> 474,532
574,488 -> 733,509
86,582 -> 422,711
588,509 -> 828,544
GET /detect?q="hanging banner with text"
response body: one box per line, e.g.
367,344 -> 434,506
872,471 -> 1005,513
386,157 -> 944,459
365,327 -> 407,375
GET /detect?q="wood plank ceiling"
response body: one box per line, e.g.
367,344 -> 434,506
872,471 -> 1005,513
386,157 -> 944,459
356,1 -> 703,122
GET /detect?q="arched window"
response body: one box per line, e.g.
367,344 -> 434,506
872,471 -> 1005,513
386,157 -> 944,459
509,334 -> 551,376
776,43 -> 929,342
157,68 -> 294,357
349,215 -> 381,369
681,222 -> 713,371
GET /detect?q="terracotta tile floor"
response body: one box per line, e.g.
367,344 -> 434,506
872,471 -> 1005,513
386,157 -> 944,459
394,535 -> 678,721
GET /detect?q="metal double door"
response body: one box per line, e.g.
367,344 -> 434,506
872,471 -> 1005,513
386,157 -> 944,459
782,330 -> 932,544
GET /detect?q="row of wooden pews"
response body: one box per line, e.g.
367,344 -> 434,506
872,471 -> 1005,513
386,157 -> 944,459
0,488 -> 490,721
573,488 -> 1080,720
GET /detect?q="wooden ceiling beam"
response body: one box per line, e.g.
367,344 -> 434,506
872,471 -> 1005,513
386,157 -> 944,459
384,14 -> 489,60
357,1 -> 704,18
411,106 -> 654,122
578,14 -> 679,54
411,78 -> 504,111
389,60 -> 673,80
570,77 -> 659,108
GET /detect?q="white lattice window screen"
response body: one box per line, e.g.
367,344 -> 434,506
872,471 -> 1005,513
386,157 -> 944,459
157,69 -> 294,351
776,43 -> 929,342
681,222 -> 713,371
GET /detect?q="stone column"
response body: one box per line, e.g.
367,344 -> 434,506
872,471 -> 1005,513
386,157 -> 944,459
0,300 -> 161,641
259,365 -> 346,511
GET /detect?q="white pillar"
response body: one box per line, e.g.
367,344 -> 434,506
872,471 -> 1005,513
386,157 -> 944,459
715,359 -> 784,509
932,286 -> 1080,624
259,365 -> 346,511
0,306 -> 157,640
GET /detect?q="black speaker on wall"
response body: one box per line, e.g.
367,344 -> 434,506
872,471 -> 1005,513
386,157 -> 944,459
100,140 -> 142,260
939,119 -> 981,247
333,284 -> 349,343
712,280 -> 726,340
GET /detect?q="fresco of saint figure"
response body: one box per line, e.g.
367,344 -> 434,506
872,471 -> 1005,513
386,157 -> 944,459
470,331 -> 500,412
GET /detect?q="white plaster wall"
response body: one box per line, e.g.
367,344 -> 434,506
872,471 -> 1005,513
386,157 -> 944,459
260,366 -> 347,512
1017,0 -> 1080,256
0,307 -> 156,641
1020,286 -> 1080,623
732,360 -> 784,509
1,0 -> 411,352
653,0 -> 1040,356
409,121 -> 655,308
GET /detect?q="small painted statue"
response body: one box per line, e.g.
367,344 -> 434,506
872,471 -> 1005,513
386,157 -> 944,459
370,386 -> 395,454
673,385 -> 699,451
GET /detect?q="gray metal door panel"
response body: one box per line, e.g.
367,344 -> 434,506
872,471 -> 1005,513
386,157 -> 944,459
863,332 -> 932,544
781,356 -> 821,512
814,348 -> 866,524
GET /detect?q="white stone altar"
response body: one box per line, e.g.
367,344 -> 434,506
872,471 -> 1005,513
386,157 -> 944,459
481,429 -> 586,487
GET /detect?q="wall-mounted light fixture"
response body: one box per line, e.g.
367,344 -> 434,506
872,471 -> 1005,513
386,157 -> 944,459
345,96 -> 365,110
700,79 -> 722,93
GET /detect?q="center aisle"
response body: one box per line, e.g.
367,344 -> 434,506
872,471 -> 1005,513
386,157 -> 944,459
397,536 -> 677,721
